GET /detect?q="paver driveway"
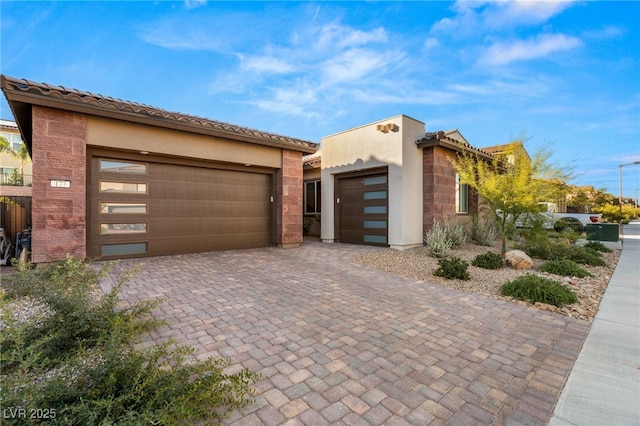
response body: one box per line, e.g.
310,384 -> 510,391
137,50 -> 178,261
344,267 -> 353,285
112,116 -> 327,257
106,241 -> 590,425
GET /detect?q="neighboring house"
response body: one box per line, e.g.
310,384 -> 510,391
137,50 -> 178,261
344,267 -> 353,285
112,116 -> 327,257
303,115 -> 496,250
0,119 -> 32,246
0,119 -> 33,191
1,75 -> 317,263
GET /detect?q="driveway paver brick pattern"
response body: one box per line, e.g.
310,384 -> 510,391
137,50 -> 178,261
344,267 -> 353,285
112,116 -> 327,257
106,241 -> 590,425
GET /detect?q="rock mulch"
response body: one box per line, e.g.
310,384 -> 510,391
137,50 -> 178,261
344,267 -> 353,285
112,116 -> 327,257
353,242 -> 620,322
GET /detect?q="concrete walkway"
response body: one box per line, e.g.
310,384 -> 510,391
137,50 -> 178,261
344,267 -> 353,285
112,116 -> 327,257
549,221 -> 640,425
106,241 -> 594,425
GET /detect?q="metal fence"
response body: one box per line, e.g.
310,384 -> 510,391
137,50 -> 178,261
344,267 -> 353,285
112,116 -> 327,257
0,195 -> 32,246
0,172 -> 32,186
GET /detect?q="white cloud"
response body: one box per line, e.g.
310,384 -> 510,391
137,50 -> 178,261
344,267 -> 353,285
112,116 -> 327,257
485,1 -> 575,27
431,1 -> 576,34
423,37 -> 440,51
241,55 -> 296,74
138,25 -> 225,51
480,33 -> 582,66
184,0 -> 206,10
314,23 -> 388,50
583,25 -> 626,40
321,48 -> 400,84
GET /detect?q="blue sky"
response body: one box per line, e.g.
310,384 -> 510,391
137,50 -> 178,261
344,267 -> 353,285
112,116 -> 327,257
1,1 -> 639,198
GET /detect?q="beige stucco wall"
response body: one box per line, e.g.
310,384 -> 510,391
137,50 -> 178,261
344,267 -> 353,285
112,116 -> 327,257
320,115 -> 425,249
86,116 -> 282,168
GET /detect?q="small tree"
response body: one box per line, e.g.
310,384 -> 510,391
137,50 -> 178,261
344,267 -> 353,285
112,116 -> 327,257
449,137 -> 571,257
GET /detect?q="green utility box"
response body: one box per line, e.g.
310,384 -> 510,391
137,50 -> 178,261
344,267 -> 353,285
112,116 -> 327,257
586,223 -> 620,242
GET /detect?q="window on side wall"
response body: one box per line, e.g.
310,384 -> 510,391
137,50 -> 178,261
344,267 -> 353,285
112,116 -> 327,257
456,173 -> 468,214
305,180 -> 321,214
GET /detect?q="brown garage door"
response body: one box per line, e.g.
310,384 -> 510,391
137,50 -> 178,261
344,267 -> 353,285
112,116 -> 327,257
88,153 -> 273,258
336,168 -> 388,246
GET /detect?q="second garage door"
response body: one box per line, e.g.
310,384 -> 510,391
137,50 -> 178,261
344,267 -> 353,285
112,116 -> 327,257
88,153 -> 273,258
335,168 -> 389,246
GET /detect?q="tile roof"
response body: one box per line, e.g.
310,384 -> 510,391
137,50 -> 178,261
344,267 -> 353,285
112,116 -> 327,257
302,150 -> 322,168
416,130 -> 494,160
1,75 -> 318,153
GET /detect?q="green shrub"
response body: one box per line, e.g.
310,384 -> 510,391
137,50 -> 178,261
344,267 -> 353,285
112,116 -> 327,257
1,256 -> 260,425
444,221 -> 467,248
517,237 -> 569,260
583,241 -> 613,253
471,252 -> 504,269
516,219 -> 569,260
424,220 -> 467,257
568,247 -> 607,266
500,274 -> 577,307
434,257 -> 470,280
539,259 -> 593,278
553,217 -> 584,233
424,221 -> 451,258
470,216 -> 500,246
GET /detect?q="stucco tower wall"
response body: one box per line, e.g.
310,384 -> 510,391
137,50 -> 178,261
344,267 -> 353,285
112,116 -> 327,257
394,115 -> 426,249
31,106 -> 87,263
320,115 -> 425,249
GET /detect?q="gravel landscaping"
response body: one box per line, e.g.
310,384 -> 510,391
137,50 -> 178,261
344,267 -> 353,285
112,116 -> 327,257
353,241 -> 621,322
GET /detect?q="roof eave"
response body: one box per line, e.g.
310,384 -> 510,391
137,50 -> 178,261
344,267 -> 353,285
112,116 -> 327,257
416,137 -> 494,161
1,76 -> 318,154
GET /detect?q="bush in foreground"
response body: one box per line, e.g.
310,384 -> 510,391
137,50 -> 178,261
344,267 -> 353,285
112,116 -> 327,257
500,274 -> 577,307
539,259 -> 593,278
583,241 -> 613,253
471,252 -> 504,270
1,256 -> 260,425
434,257 -> 470,280
568,247 -> 607,266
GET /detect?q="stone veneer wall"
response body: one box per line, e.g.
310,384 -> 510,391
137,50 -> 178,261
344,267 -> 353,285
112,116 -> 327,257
423,145 -> 457,233
276,149 -> 303,247
31,106 -> 87,263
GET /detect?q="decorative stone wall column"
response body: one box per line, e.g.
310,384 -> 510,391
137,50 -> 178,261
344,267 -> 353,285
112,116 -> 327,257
276,150 -> 303,247
31,106 -> 86,262
423,145 -> 456,234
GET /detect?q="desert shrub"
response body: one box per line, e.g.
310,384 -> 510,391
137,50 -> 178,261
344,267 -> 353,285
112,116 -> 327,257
424,221 -> 451,258
470,216 -> 500,246
444,221 -> 467,248
568,247 -> 607,266
539,259 -> 593,278
518,236 -> 569,260
583,241 -> 613,253
434,257 -> 470,280
553,217 -> 584,233
424,220 -> 467,257
471,252 -> 504,270
1,256 -> 260,425
500,274 -> 577,307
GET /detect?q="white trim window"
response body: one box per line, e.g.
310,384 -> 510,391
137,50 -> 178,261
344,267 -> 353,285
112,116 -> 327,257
304,180 -> 321,214
456,173 -> 468,214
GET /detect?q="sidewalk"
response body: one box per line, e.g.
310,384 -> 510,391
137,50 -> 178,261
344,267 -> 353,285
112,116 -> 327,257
549,221 -> 640,425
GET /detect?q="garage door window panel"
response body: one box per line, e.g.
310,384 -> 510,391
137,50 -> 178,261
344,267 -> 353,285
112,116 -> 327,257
101,242 -> 147,256
100,160 -> 147,174
100,181 -> 148,194
100,223 -> 147,235
364,190 -> 387,200
100,203 -> 147,214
